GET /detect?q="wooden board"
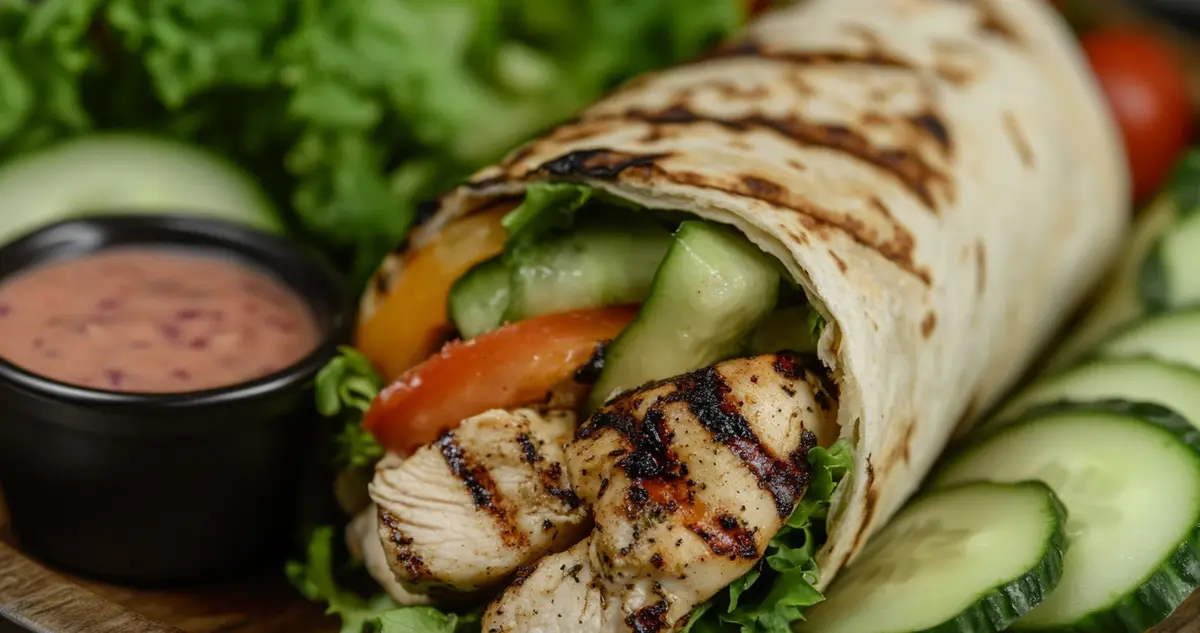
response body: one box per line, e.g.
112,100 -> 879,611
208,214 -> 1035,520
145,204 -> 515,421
2,481 -> 1200,633
0,486 -> 336,633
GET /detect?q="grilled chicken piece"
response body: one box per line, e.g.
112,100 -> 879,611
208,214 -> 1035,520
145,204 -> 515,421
484,537 -> 618,631
484,353 -> 838,633
371,407 -> 591,596
346,503 -> 433,606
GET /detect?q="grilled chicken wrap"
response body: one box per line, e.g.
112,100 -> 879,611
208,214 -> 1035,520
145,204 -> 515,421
349,0 -> 1127,629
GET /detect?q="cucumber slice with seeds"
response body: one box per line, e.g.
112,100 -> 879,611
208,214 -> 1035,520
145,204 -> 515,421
796,481 -> 1066,633
987,357 -> 1200,431
933,401 -> 1200,631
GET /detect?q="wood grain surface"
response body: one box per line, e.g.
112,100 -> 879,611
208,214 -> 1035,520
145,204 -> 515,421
0,486 -> 336,633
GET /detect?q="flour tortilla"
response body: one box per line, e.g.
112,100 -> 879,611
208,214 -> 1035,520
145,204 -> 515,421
362,0 -> 1128,589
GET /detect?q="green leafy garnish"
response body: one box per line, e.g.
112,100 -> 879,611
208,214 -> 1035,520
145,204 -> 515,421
316,346 -> 385,469
1166,149 -> 1200,218
0,0 -> 743,284
688,440 -> 853,633
500,183 -> 595,263
806,310 -> 826,341
287,526 -> 480,633
379,609 -> 479,633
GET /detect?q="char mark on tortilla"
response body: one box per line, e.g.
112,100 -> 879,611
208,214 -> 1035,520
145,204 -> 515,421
851,454 -> 879,553
705,39 -> 915,70
582,106 -> 951,212
1002,111 -> 1035,168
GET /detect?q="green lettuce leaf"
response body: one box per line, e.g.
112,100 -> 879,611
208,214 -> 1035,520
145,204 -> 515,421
379,609 -> 479,633
315,346 -> 386,469
287,526 -> 480,633
499,182 -> 595,263
689,440 -> 853,633
0,0 -> 743,286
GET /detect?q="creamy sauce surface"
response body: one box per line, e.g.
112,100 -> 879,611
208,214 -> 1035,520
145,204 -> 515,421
0,249 -> 320,393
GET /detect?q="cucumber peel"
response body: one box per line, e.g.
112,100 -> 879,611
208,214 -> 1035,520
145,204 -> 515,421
936,400 -> 1200,632
0,133 -> 283,245
797,480 -> 1068,633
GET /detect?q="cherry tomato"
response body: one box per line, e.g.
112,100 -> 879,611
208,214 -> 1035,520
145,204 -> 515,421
362,306 -> 639,455
746,0 -> 772,19
355,208 -> 510,380
1081,27 -> 1194,202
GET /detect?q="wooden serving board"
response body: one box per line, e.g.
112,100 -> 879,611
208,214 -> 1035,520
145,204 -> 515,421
0,486 -> 336,633
0,482 -> 1198,633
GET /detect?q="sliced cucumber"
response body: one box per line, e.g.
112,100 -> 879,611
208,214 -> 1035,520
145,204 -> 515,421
586,221 -> 779,412
505,217 -> 672,322
933,401 -> 1200,632
1141,213 -> 1200,312
0,134 -> 282,246
988,357 -> 1200,431
448,257 -> 511,338
1095,309 -> 1200,371
796,481 -> 1066,633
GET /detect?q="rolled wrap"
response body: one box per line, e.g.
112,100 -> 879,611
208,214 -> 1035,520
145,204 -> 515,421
363,0 -> 1128,589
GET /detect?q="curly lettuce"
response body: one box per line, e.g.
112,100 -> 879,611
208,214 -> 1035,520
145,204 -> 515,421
287,526 -> 481,633
0,0 -> 743,284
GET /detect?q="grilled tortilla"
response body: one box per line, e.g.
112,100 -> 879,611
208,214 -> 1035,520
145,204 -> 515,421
362,0 -> 1127,592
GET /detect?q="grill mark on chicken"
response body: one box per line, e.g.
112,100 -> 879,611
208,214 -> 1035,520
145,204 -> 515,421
436,431 -> 528,549
511,563 -> 537,587
580,356 -> 821,522
690,514 -> 760,560
514,429 -> 583,508
379,508 -> 432,580
515,433 -> 543,465
662,363 -> 814,518
541,462 -> 584,509
627,598 -> 670,633
772,352 -> 839,404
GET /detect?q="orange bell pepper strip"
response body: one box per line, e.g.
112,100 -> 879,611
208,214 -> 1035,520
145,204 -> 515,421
354,207 -> 511,380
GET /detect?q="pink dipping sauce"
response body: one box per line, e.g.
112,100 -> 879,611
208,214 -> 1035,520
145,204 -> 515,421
0,249 -> 321,393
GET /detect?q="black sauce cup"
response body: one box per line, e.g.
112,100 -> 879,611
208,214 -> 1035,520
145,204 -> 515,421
0,214 -> 352,585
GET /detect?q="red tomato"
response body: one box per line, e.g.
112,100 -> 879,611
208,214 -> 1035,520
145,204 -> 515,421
1081,27 -> 1194,202
362,306 -> 639,455
746,0 -> 772,19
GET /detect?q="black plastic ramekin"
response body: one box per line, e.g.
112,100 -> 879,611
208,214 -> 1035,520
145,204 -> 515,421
0,214 -> 351,585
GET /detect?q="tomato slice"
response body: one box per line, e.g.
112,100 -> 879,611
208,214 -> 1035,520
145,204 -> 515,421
1081,27 -> 1195,203
746,0 -> 773,18
362,305 -> 639,455
355,207 -> 511,380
